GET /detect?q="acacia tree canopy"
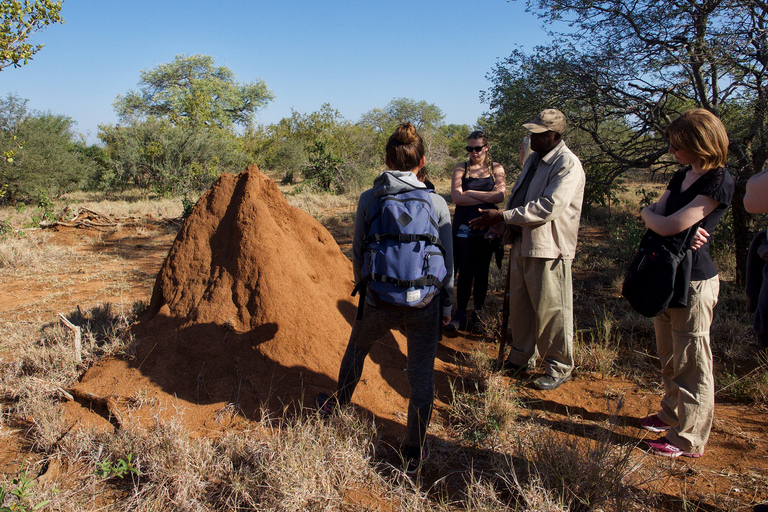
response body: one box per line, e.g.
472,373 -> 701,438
113,54 -> 275,130
485,0 -> 768,283
0,0 -> 63,71
360,97 -> 445,133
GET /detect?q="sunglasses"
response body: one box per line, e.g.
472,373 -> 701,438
465,144 -> 487,153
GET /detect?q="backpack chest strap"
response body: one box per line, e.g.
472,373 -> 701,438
365,233 -> 445,254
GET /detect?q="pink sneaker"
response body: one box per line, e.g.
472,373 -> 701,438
639,414 -> 672,433
646,437 -> 703,458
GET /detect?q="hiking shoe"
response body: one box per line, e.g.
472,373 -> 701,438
315,392 -> 337,416
639,414 -> 672,433
532,374 -> 571,391
646,437 -> 703,458
403,444 -> 430,478
444,310 -> 467,332
501,360 -> 527,377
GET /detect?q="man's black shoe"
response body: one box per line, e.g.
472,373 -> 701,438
532,374 -> 571,391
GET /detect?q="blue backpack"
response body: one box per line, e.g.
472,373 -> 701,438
353,188 -> 447,318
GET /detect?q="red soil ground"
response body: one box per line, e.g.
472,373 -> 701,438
0,167 -> 765,509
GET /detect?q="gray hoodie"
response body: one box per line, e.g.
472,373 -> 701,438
352,170 -> 454,317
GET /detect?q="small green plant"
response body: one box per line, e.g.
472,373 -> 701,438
36,192 -> 55,223
181,196 -> 195,219
96,453 -> 139,480
131,300 -> 148,318
23,192 -> 56,227
0,219 -> 12,239
0,464 -> 52,512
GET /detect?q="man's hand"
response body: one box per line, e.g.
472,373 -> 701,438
443,315 -> 452,326
690,227 -> 710,251
469,208 -> 503,230
485,222 -> 505,239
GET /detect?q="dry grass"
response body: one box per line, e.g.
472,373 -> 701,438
45,405 -> 401,511
514,427 -> 646,512
448,372 -> 520,445
574,307 -> 622,375
59,190 -> 184,220
0,173 -> 766,511
0,230 -> 78,273
283,188 -> 357,221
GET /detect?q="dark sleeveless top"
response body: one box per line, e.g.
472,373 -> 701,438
665,167 -> 734,280
453,163 -> 498,237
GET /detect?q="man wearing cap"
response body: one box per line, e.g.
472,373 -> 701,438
470,108 -> 585,391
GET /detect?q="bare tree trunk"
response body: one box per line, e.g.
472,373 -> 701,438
732,182 -> 752,288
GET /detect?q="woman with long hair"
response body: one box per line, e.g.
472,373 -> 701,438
639,108 -> 734,458
445,130 -> 506,332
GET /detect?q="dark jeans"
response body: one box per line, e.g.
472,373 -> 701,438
454,235 -> 494,312
336,299 -> 441,450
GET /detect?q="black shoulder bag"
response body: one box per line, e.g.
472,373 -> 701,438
621,224 -> 700,318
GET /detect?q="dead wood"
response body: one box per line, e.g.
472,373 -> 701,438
58,313 -> 82,361
39,207 -> 181,230
64,387 -> 124,429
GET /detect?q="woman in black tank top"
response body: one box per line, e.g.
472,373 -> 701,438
638,109 -> 733,459
445,130 -> 506,332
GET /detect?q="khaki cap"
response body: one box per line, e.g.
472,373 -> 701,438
523,109 -> 566,134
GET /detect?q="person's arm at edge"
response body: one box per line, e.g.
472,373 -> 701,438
745,169 -> 768,214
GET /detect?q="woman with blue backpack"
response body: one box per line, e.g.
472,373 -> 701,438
316,122 -> 454,478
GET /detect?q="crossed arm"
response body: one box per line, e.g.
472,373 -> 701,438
641,190 -> 720,249
451,162 -> 506,206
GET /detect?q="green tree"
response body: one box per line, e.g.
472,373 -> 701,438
113,54 -> 275,130
302,139 -> 345,192
359,97 -> 445,134
246,103 -> 379,190
0,94 -> 93,203
0,0 -> 63,71
98,118 -> 250,195
438,123 -> 473,159
485,0 -> 768,283
359,98 -> 447,168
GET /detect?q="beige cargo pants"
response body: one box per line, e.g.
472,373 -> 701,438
505,241 -> 574,379
653,276 -> 719,455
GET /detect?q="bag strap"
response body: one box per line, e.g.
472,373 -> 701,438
351,275 -> 446,321
352,281 -> 367,321
648,220 -> 703,256
364,232 -> 445,255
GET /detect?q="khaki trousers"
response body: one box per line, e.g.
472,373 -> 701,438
653,276 -> 719,454
506,241 -> 574,378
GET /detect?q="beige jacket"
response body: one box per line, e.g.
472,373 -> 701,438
502,140 -> 585,259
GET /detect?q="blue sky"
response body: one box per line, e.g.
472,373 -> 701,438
0,0 -> 551,144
